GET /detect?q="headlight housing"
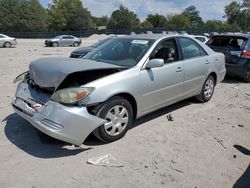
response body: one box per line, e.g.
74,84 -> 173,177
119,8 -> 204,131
51,87 -> 95,104
13,71 -> 29,83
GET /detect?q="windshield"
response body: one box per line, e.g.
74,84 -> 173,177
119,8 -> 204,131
91,38 -> 112,48
84,38 -> 155,67
55,35 -> 63,39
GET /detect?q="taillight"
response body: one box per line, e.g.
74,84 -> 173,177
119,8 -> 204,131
241,50 -> 250,58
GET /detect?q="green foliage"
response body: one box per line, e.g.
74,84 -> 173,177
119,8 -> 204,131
168,14 -> 191,29
145,14 -> 167,28
47,0 -> 94,31
0,0 -> 47,32
107,5 -> 140,29
224,0 -> 250,30
203,20 -> 240,31
141,20 -> 153,28
182,6 -> 203,28
92,16 -> 109,27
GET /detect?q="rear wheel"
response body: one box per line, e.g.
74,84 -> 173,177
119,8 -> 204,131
73,42 -> 79,47
4,42 -> 11,48
243,73 -> 250,83
93,96 -> 133,142
196,75 -> 215,102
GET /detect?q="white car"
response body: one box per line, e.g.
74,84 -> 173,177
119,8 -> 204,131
0,34 -> 17,47
192,35 -> 209,43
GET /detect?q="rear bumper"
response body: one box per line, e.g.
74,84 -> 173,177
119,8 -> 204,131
226,63 -> 250,78
12,82 -> 106,146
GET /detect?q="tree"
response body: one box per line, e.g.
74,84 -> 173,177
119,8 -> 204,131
224,1 -> 250,30
145,14 -> 167,28
224,1 -> 241,25
107,5 -> 140,29
47,0 -> 94,31
182,6 -> 203,28
92,16 -> 109,27
0,0 -> 47,32
141,20 -> 153,28
168,14 -> 191,29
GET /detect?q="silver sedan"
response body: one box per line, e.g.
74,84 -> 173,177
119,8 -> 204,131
13,34 -> 226,145
44,35 -> 81,47
0,34 -> 17,47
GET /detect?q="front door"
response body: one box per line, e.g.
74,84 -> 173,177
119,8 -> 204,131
140,38 -> 184,114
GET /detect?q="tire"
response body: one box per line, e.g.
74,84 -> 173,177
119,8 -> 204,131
196,75 -> 215,102
243,73 -> 250,83
52,42 -> 58,47
73,42 -> 79,47
4,42 -> 11,48
93,96 -> 133,142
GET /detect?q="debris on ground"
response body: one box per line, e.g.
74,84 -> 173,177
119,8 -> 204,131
167,114 -> 174,121
170,166 -> 184,173
238,124 -> 244,128
245,93 -> 250,96
87,154 -> 123,167
214,137 -> 226,149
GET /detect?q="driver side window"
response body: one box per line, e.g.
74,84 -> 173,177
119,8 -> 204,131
150,39 -> 178,63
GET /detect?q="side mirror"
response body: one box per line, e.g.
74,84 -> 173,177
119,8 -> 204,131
146,59 -> 164,69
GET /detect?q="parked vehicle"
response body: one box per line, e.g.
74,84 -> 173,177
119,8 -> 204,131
13,34 -> 226,145
0,34 -> 17,48
190,35 -> 209,43
70,36 -> 116,58
206,34 -> 250,82
44,35 -> 81,47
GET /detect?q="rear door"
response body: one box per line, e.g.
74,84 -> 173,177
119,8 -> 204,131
177,37 -> 210,95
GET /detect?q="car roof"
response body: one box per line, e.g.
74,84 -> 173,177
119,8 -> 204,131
119,34 -> 183,40
212,34 -> 250,38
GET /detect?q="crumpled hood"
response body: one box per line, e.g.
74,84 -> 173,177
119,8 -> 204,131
29,57 -> 122,89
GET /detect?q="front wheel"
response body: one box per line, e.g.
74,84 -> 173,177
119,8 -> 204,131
4,42 -> 11,48
196,75 -> 215,102
93,96 -> 133,142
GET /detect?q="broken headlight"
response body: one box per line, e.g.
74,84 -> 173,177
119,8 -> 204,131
51,87 -> 95,104
13,71 -> 29,83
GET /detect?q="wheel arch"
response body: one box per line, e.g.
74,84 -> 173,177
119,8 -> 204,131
209,72 -> 217,85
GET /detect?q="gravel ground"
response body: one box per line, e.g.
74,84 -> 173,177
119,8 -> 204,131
0,38 -> 249,188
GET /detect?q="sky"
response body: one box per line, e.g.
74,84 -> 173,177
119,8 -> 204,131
40,0 -> 242,21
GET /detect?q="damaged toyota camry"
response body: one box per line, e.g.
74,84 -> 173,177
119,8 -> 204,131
12,34 -> 226,146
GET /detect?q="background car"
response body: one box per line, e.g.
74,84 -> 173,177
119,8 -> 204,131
206,34 -> 250,82
191,35 -> 209,43
70,35 -> 121,58
0,34 -> 17,48
44,35 -> 81,47
13,34 -> 226,145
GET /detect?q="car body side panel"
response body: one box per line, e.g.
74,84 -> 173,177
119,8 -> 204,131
139,61 -> 184,114
182,56 -> 210,96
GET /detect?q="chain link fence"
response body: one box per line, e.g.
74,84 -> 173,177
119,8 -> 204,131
2,28 -> 240,38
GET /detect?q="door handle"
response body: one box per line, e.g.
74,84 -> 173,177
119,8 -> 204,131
205,60 -> 210,64
176,67 -> 183,72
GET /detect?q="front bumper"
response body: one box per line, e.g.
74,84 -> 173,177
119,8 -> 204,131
12,82 -> 106,146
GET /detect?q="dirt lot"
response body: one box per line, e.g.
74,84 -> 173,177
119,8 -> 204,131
0,37 -> 249,188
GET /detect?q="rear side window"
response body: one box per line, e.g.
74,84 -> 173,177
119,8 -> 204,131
178,37 -> 207,60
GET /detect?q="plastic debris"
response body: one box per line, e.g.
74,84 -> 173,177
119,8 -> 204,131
87,154 -> 123,167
